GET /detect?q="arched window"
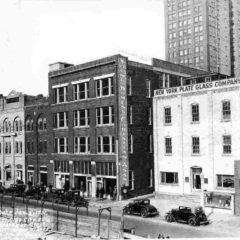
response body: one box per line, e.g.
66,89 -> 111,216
37,114 -> 46,131
38,117 -> 43,130
43,118 -> 47,130
25,116 -> 33,132
14,117 -> 22,132
3,118 -> 11,133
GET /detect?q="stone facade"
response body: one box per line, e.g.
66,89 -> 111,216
153,77 -> 239,212
0,91 -> 26,187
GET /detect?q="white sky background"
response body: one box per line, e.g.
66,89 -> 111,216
0,0 -> 165,96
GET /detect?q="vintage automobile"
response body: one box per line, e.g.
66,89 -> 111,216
165,206 -> 209,226
5,184 -> 26,197
123,198 -> 159,217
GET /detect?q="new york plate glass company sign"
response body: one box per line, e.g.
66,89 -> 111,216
154,78 -> 240,96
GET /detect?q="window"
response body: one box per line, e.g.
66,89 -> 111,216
74,109 -> 90,127
164,107 -> 172,124
161,172 -> 178,184
147,134 -> 153,153
96,162 -> 116,176
38,140 -> 47,154
95,77 -> 114,97
3,118 -> 11,133
73,81 -> 89,100
54,160 -> 69,173
37,117 -> 47,131
5,141 -> 11,154
97,136 -> 115,154
129,135 -> 133,153
128,105 -> 133,124
192,137 -> 200,154
14,117 -> 22,132
54,138 -> 68,153
74,136 -> 90,154
53,86 -> 68,103
223,135 -> 231,154
165,137 -> 172,154
127,76 -> 132,96
26,118 -> 34,131
192,104 -> 199,122
15,141 -> 22,154
217,175 -> 234,188
146,80 -> 151,98
148,168 -> 153,187
96,106 -> 114,125
53,112 -> 68,128
74,161 -> 91,174
148,107 -> 152,125
129,170 -> 135,190
222,100 -> 231,121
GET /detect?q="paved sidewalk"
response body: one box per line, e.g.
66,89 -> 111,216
87,194 -> 240,238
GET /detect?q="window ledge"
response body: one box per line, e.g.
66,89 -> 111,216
191,121 -> 200,124
222,154 -> 232,157
164,153 -> 173,156
164,123 -> 172,126
74,152 -> 91,155
97,153 -> 115,155
95,94 -> 115,99
160,183 -> 179,186
73,126 -> 90,129
96,124 -> 115,127
53,127 -> 68,130
221,119 -> 231,123
192,153 -> 201,156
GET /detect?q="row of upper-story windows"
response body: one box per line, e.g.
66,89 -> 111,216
25,116 -> 47,131
52,77 -> 114,104
52,77 -> 153,104
0,117 -> 23,133
52,133 -> 153,155
0,141 -> 23,155
164,135 -> 232,155
163,100 -> 231,125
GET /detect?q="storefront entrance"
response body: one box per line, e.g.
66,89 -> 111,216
192,167 -> 202,191
40,173 -> 48,186
74,175 -> 86,191
55,174 -> 70,190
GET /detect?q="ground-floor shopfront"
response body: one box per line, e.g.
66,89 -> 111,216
52,159 -> 117,198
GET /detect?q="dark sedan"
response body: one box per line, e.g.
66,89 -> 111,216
123,198 -> 159,217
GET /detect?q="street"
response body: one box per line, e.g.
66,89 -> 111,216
1,195 -> 238,239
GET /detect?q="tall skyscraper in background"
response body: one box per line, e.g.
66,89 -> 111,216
164,0 -> 240,77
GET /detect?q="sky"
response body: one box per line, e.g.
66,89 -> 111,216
0,0 -> 165,96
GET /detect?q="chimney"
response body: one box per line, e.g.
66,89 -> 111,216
49,62 -> 73,72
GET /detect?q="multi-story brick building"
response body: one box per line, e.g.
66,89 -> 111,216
0,91 -> 26,187
153,76 -> 240,214
164,0 -> 240,77
47,54 -> 206,198
24,95 -> 51,186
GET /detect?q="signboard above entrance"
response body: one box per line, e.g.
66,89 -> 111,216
154,78 -> 240,97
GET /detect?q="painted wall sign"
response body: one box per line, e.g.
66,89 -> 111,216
118,57 -> 129,186
154,78 -> 240,96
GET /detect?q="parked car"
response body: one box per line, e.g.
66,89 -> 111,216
165,206 -> 209,226
123,198 -> 159,217
6,184 -> 26,197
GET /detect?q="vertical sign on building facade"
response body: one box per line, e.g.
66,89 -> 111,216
118,56 -> 129,186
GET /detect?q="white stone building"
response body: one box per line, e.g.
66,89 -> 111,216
153,78 -> 240,211
0,91 -> 25,187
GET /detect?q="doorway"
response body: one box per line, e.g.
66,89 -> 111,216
192,167 -> 202,191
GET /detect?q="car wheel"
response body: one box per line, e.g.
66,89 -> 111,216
165,214 -> 174,222
140,208 -> 148,218
188,217 -> 196,226
124,207 -> 131,215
